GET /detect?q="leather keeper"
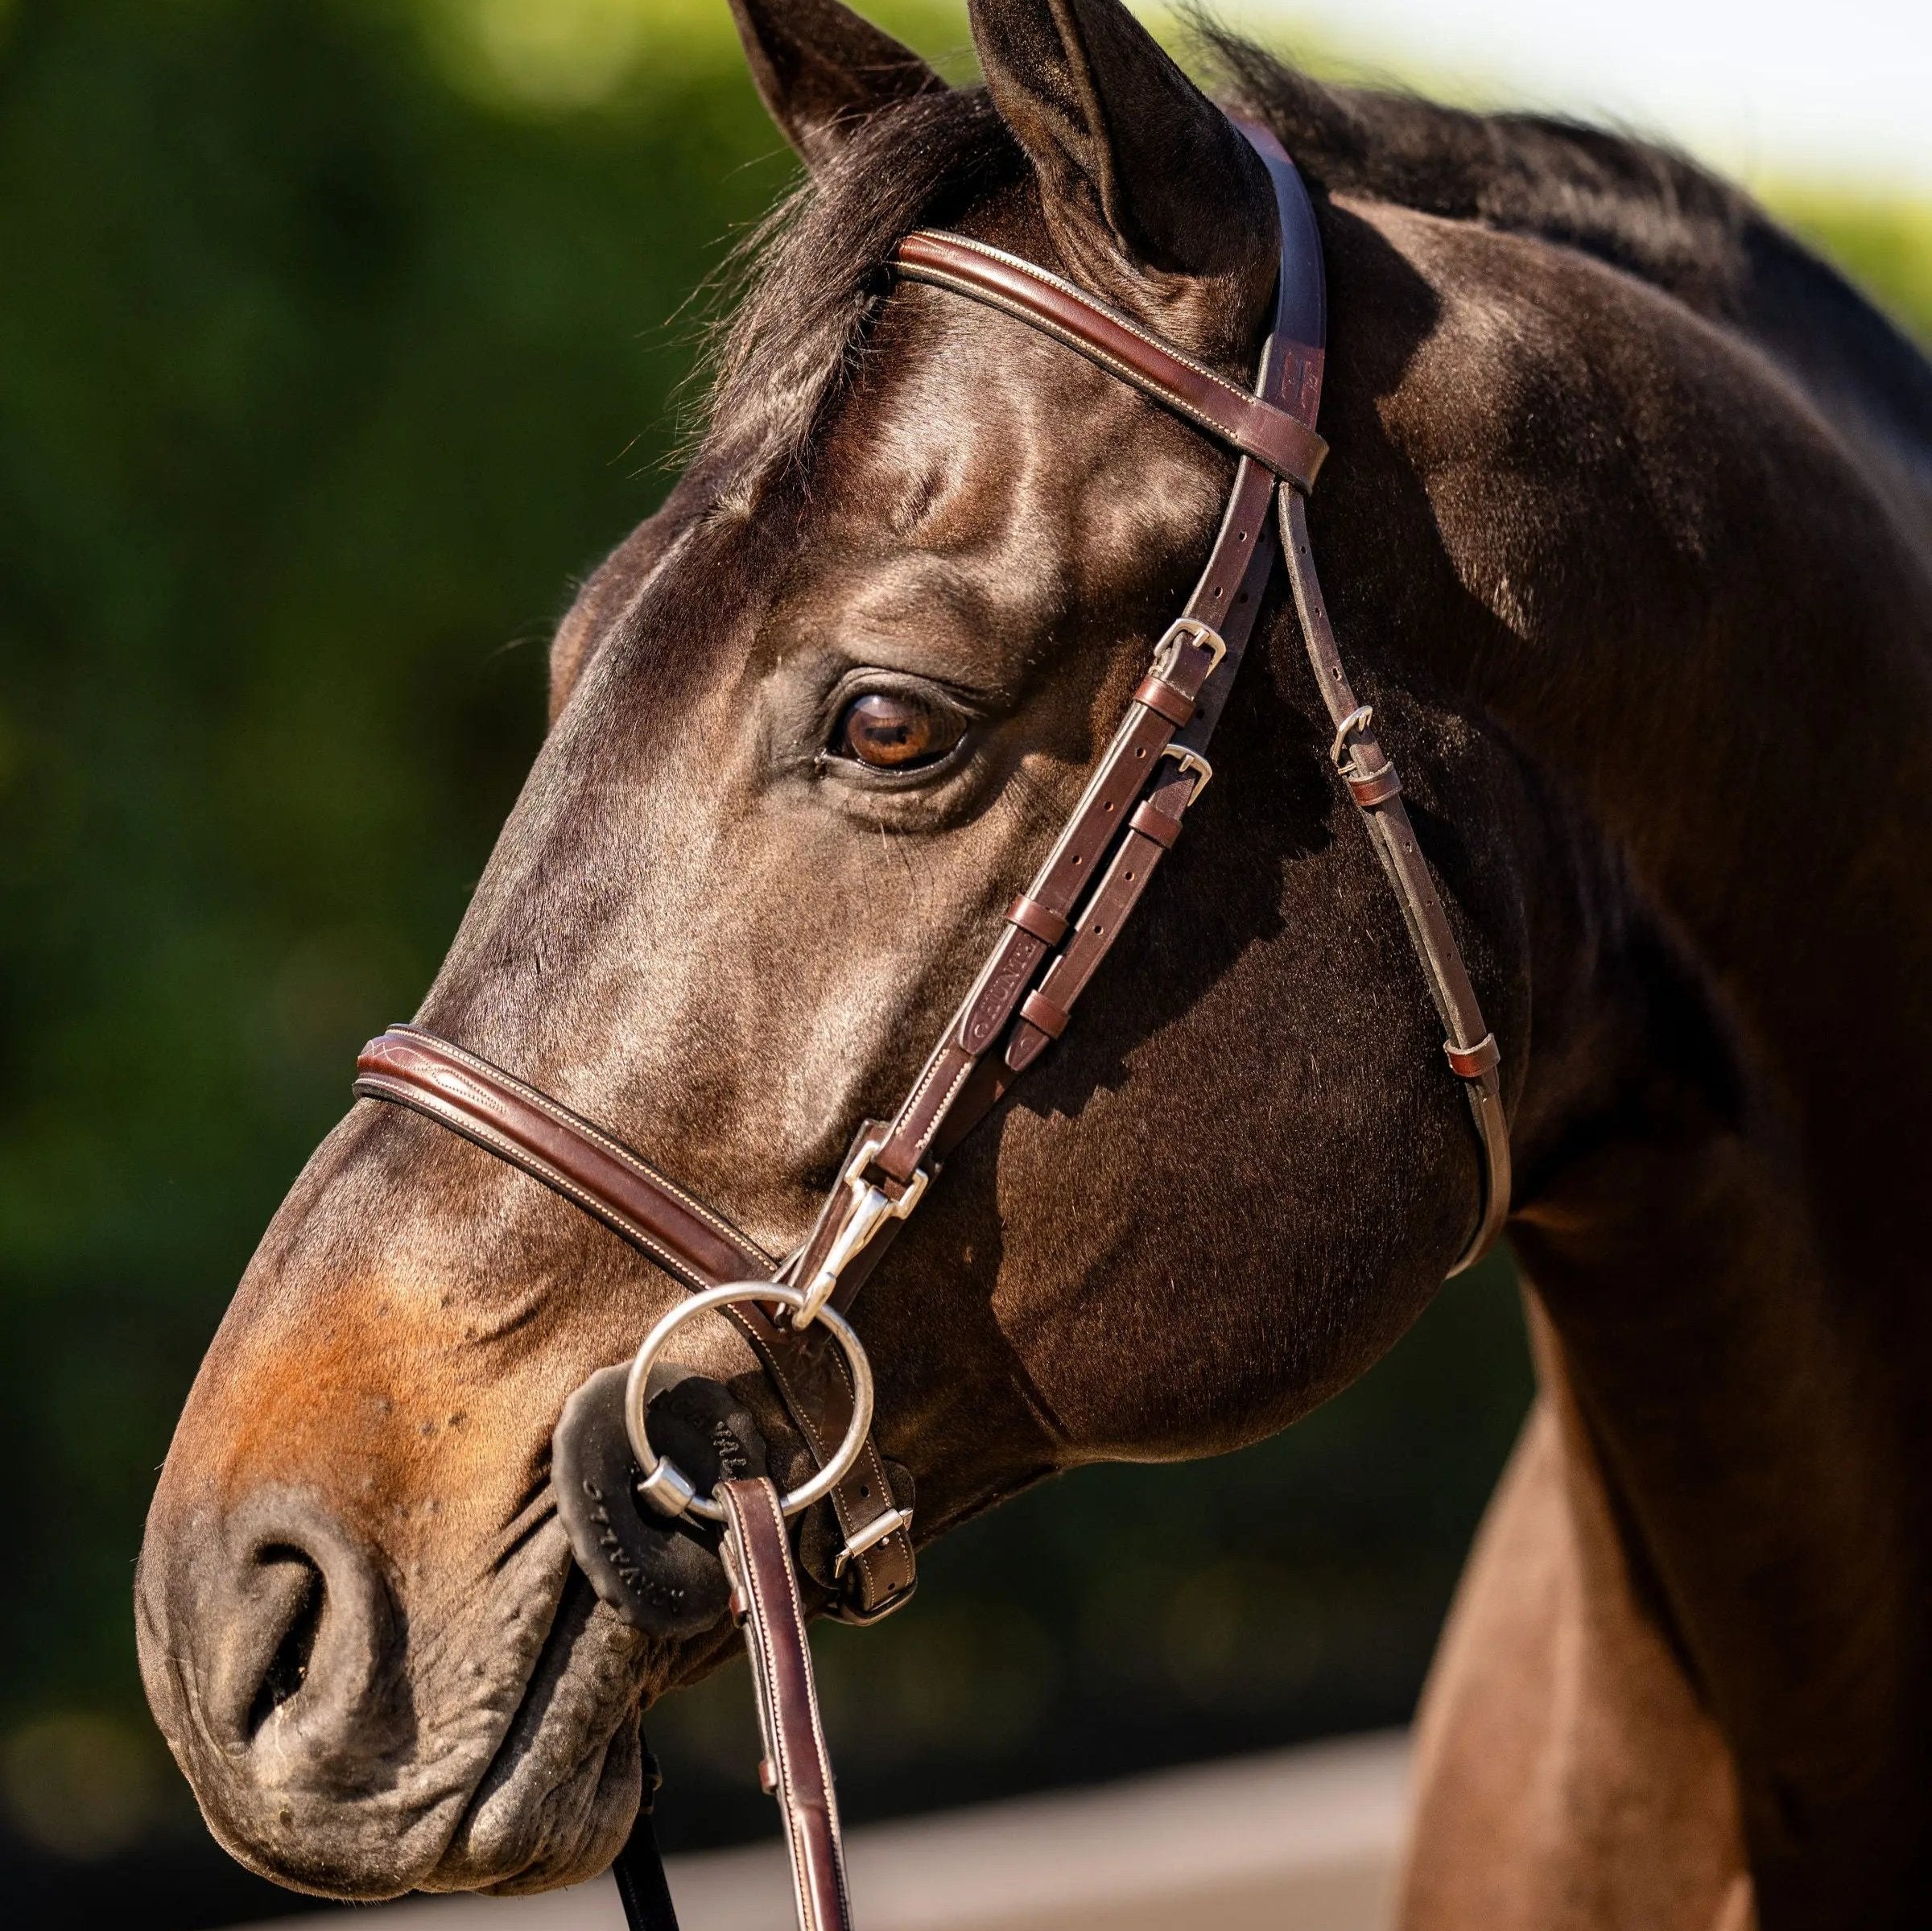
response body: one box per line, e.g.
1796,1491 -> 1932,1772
1018,989 -> 1071,1039
1346,762 -> 1403,808
1005,894 -> 1070,947
1444,1033 -> 1501,1079
1127,798 -> 1185,849
1132,675 -> 1196,728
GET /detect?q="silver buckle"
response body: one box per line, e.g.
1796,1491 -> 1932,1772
1152,617 -> 1227,683
796,1135 -> 929,1328
833,1505 -> 914,1579
1156,745 -> 1213,802
1329,703 -> 1374,770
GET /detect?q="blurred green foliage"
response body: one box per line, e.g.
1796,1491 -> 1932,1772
0,0 -> 1923,1918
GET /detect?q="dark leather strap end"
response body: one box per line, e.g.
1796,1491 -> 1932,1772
613,1800 -> 681,1931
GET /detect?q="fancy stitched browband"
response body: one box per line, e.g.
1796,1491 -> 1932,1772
353,121 -> 1508,1931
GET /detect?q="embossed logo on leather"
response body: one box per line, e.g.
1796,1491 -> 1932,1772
963,937 -> 1040,1050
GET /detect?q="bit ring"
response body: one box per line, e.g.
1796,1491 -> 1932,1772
623,1282 -> 875,1525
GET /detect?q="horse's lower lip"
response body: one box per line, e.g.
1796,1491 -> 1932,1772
426,1550 -> 654,1892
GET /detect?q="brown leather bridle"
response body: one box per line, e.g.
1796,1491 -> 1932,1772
351,122 -> 1508,1931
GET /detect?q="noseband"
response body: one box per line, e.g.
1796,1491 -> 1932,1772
352,121 -> 1508,1931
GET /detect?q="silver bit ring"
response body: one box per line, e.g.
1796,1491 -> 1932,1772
623,1282 -> 875,1525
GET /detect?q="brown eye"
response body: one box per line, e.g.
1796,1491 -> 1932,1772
833,691 -> 960,770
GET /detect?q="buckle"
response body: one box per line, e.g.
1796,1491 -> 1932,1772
796,1134 -> 929,1328
1152,617 -> 1227,683
827,1566 -> 920,1626
1156,745 -> 1213,802
832,1505 -> 914,1579
1329,703 -> 1374,770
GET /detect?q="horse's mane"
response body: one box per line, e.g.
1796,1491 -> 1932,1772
703,24 -> 1931,493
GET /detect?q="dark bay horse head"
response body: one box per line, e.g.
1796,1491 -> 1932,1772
137,0 -> 1932,1914
125,0 -> 1568,1899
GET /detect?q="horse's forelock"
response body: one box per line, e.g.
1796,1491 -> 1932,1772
695,86 -> 1025,493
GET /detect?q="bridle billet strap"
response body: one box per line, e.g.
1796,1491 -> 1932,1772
350,118 -> 1510,1931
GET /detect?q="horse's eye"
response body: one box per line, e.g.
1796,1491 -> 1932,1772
832,691 -> 960,770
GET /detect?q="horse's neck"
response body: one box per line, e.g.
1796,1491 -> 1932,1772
1410,216 -> 1932,1907
1511,1050 -> 1924,1911
1492,650 -> 1932,1915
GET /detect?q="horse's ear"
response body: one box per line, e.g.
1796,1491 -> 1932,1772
727,0 -> 947,171
967,0 -> 1274,334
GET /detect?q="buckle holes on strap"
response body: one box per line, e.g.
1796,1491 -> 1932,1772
1135,747 -> 1147,759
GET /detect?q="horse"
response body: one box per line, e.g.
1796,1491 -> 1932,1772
134,2 -> 1932,1926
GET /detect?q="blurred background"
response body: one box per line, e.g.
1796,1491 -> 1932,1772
0,1 -> 1924,1925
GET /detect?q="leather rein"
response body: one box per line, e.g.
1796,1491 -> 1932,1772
350,122 -> 1508,1931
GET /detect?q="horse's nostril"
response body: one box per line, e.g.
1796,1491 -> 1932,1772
246,1548 -> 325,1739
143,1487 -> 402,1767
138,1487 -> 419,1890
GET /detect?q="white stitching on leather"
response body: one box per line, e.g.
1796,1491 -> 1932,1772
355,1079 -> 711,1287
386,1028 -> 767,1262
900,270 -> 1315,483
758,1483 -> 852,1928
904,231 -> 1245,398
915,1057 -> 975,1157
728,1483 -> 851,1930
893,1038 -> 959,1130
727,1488 -> 817,1923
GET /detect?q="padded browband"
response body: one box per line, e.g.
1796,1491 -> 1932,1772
894,229 -> 1328,493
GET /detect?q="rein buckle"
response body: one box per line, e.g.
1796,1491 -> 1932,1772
832,1505 -> 914,1580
